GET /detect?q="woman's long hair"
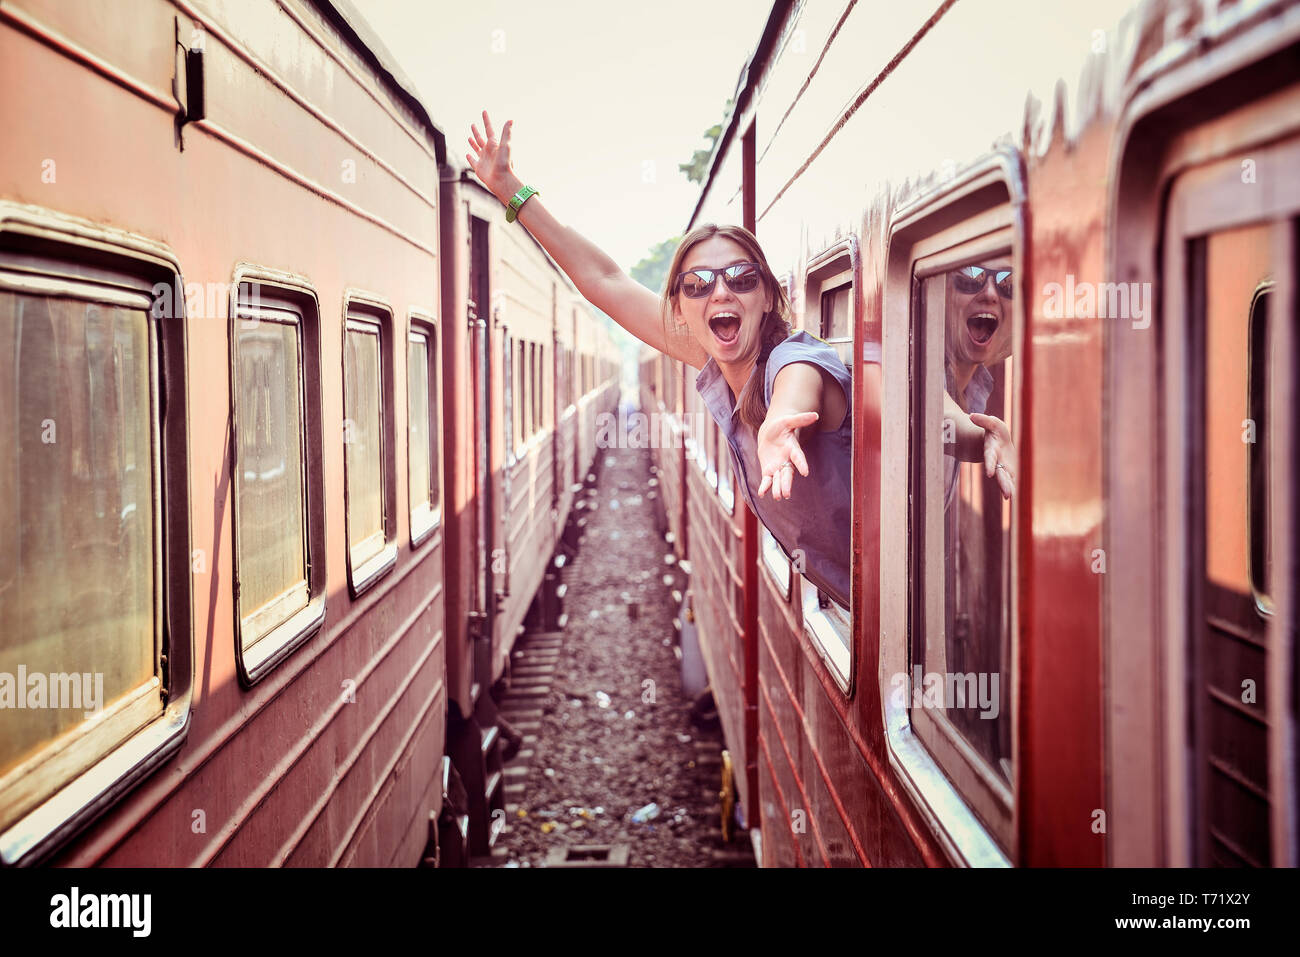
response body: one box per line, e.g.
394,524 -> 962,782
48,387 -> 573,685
660,224 -> 792,431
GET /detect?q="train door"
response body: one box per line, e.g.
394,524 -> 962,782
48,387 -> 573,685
1108,64 -> 1299,866
1161,136 -> 1298,866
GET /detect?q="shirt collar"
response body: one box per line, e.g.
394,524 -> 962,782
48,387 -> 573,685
696,357 -> 759,428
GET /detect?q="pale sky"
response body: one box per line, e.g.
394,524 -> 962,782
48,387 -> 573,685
360,0 -> 764,272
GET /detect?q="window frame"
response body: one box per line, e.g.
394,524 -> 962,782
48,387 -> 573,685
879,153 -> 1023,867
761,527 -> 791,601
341,293 -> 398,598
1247,281 -> 1275,618
229,267 -> 327,685
407,309 -> 441,548
908,232 -> 1017,853
796,241 -> 858,695
0,203 -> 193,867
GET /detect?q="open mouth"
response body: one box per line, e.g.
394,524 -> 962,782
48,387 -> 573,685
708,312 -> 741,345
966,312 -> 998,346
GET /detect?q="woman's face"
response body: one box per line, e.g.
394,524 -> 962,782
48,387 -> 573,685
674,236 -> 773,368
945,258 -> 1013,368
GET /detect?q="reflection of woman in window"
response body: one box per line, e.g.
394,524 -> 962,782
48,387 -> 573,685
467,112 -> 854,604
943,263 -> 1016,503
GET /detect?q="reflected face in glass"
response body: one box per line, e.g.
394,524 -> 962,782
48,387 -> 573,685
675,236 -> 773,368
945,260 -> 1013,369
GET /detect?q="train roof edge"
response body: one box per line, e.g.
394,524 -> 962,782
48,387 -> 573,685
307,0 -> 448,165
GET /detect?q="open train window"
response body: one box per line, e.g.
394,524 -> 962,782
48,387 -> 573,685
881,156 -> 1022,865
761,528 -> 791,601
343,296 -> 397,597
231,272 -> 327,683
717,442 -> 735,514
796,242 -> 857,693
0,205 -> 193,865
408,311 -> 440,546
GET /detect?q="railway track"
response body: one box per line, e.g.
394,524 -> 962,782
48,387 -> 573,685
470,447 -> 756,868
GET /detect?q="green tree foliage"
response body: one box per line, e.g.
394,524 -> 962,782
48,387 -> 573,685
630,236 -> 682,296
678,98 -> 734,184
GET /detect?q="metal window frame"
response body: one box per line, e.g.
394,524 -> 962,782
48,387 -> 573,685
879,150 -> 1024,867
797,239 -> 858,696
229,265 -> 328,687
341,292 -> 398,598
0,202 -> 193,867
230,269 -> 327,686
408,309 -> 441,548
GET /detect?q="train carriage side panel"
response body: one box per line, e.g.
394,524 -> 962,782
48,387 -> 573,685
0,0 -> 447,866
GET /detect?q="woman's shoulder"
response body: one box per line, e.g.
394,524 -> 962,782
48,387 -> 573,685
763,329 -> 852,408
768,329 -> 849,377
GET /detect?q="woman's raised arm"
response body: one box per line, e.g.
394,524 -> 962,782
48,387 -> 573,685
467,112 -> 708,368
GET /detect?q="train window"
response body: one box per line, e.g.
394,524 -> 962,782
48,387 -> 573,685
717,439 -> 735,514
1247,284 -> 1273,616
0,289 -> 160,834
539,344 -> 548,430
503,332 -> 514,463
528,341 -> 538,438
538,343 -> 547,431
408,314 -> 440,546
235,310 -> 309,644
230,273 -> 326,685
880,160 -> 1020,865
911,241 -> 1017,855
705,419 -> 719,490
761,528 -> 791,601
514,339 -> 524,449
343,300 -> 397,596
798,249 -> 856,692
0,212 -> 193,864
820,281 -> 853,369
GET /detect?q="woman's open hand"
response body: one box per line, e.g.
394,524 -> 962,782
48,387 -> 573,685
466,110 -> 522,205
969,411 -> 1016,499
756,411 -> 818,501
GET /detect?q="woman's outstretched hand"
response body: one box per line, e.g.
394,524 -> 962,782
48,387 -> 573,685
969,411 -> 1016,499
756,411 -> 818,501
466,110 -> 522,205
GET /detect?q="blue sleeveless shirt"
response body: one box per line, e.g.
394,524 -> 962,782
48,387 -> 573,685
694,331 -> 852,607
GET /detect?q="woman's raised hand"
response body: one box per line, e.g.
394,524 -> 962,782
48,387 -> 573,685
969,411 -> 1016,499
466,110 -> 522,205
756,411 -> 818,501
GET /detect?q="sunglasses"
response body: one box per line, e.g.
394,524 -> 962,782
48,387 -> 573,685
675,261 -> 763,298
952,264 -> 1013,299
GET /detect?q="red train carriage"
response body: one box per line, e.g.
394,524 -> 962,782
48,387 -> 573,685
437,174 -> 619,860
0,0 -> 620,867
647,0 -> 1299,866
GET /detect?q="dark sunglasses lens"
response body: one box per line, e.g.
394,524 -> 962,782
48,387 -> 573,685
680,271 -> 715,298
953,266 -> 986,294
725,263 -> 760,293
994,270 -> 1013,299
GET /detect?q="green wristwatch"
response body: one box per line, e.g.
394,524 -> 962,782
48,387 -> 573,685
505,185 -> 538,223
